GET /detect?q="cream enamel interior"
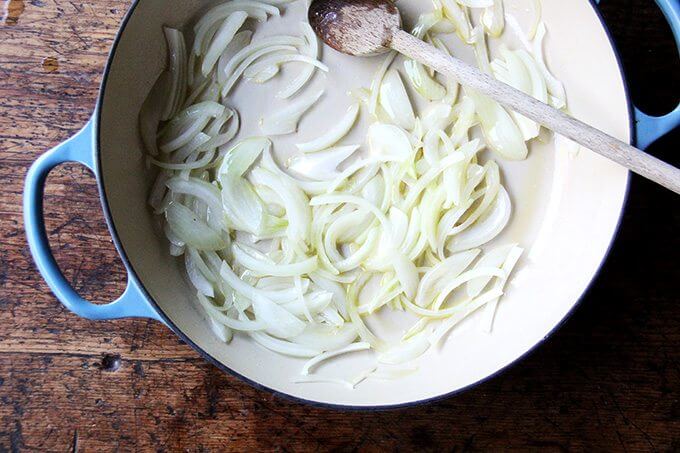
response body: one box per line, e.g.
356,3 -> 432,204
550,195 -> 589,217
98,0 -> 630,407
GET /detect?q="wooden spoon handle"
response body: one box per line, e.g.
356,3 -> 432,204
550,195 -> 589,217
391,30 -> 680,194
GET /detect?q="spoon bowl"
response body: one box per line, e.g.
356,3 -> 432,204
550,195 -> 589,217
308,0 -> 401,56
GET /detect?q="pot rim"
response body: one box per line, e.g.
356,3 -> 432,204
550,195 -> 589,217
93,0 -> 633,410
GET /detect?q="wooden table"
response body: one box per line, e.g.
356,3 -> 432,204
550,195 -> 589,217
1,0 -> 678,451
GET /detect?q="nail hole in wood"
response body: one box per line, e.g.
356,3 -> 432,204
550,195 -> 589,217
100,354 -> 121,372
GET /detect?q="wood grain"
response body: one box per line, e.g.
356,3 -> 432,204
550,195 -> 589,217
0,0 -> 678,451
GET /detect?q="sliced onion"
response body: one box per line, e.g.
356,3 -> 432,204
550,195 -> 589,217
193,1 -> 280,56
196,293 -> 266,331
433,267 -> 506,310
421,102 -> 453,131
250,167 -> 312,248
412,9 -> 443,39
301,342 -> 371,375
221,44 -> 298,97
201,11 -> 249,76
219,137 -> 287,235
467,89 -> 528,160
209,317 -> 233,343
450,96 -> 476,145
166,176 -> 226,230
259,88 -> 324,135
416,249 -> 481,307
217,31 -> 253,85
402,145 -> 471,209
281,291 -> 334,317
466,244 -> 517,297
296,103 -> 360,153
529,0 -> 542,39
139,72 -> 171,156
250,65 -> 280,83
220,35 -> 304,83
378,329 -> 431,365
346,275 -> 384,350
368,123 -> 413,163
244,54 -> 328,80
187,248 -> 218,282
481,246 -> 523,332
428,288 -> 505,346
277,22 -> 320,99
456,0 -> 493,7
287,145 -> 360,181
233,243 -> 317,277
333,228 -> 380,272
492,46 -> 547,140
159,102 -> 225,152
261,149 -> 332,195
448,186 -> 511,252
161,27 -> 187,121
441,0 -> 473,42
430,37 -> 460,105
419,186 -> 446,250
292,324 -> 359,351
533,23 -> 566,108
404,60 -> 446,101
471,25 -> 492,74
309,272 -> 349,318
292,376 -> 354,389
310,194 -> 390,232
252,294 -> 306,339
392,250 -> 419,300
379,69 -> 415,130
369,51 -> 397,116
481,0 -> 504,38
250,331 -> 322,357
166,202 -> 227,251
220,260 -> 300,303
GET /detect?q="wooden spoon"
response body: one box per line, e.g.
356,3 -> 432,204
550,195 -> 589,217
309,0 -> 680,194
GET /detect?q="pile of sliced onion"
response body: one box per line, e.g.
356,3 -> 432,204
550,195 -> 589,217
140,0 -> 568,388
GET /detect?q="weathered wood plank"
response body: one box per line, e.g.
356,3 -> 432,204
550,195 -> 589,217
0,0 -> 194,362
0,344 -> 677,452
0,0 -> 678,451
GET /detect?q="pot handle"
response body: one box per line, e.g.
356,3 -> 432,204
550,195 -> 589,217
596,0 -> 680,150
23,120 -> 163,322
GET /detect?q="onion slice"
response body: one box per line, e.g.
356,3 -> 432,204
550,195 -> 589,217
296,103 -> 360,153
301,342 -> 371,375
201,11 -> 249,76
287,145 -> 360,181
259,89 -> 324,135
379,69 -> 416,130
